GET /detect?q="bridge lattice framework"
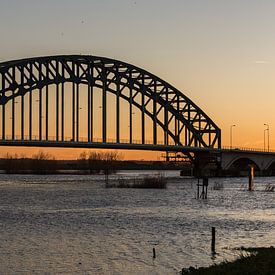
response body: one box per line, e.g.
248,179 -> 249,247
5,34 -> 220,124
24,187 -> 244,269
0,55 -> 221,159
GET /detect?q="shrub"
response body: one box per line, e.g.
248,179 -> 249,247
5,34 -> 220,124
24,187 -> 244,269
264,183 -> 275,192
213,181 -> 224,190
106,175 -> 167,189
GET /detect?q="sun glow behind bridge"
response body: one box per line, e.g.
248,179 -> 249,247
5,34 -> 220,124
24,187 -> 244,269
0,55 -> 221,160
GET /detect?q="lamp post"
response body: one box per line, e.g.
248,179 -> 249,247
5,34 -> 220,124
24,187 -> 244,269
264,123 -> 269,152
264,128 -> 266,151
230,124 -> 236,149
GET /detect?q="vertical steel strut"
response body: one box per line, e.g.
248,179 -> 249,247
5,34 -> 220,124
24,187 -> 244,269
39,62 -> 42,141
2,75 -> 5,140
141,75 -> 145,144
129,71 -> 133,144
61,65 -> 64,141
56,61 -> 59,141
116,66 -> 120,143
72,62 -> 75,141
102,66 -> 107,143
45,62 -> 49,141
21,70 -> 24,140
153,81 -> 157,145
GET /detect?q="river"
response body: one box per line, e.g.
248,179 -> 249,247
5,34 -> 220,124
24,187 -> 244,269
0,171 -> 274,274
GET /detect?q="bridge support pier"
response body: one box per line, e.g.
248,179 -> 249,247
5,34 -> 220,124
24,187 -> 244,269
193,151 -> 221,178
197,177 -> 208,199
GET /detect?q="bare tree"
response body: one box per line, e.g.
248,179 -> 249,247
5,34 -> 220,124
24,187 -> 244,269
31,151 -> 57,174
77,150 -> 123,174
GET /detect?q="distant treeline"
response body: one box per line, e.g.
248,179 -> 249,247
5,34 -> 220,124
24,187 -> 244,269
0,151 -> 188,174
0,151 -> 122,174
1,151 -> 57,174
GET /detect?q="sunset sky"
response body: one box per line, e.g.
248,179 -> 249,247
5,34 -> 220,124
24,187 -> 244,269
0,0 -> 275,159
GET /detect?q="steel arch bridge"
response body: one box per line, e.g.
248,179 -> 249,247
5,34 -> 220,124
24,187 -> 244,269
0,55 -> 221,158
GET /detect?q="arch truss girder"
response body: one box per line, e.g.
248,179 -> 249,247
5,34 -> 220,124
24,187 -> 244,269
0,55 -> 221,150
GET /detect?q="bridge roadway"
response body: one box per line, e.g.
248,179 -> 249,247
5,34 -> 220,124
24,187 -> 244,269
1,138 -> 275,172
220,147 -> 275,171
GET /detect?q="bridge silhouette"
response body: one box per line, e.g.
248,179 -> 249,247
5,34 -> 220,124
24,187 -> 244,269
0,55 -> 274,174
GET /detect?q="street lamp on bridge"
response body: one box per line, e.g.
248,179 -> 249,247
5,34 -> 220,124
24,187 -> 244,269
230,124 -> 236,149
264,128 -> 267,151
264,123 -> 270,152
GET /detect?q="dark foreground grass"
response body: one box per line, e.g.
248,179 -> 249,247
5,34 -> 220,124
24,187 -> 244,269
181,247 -> 275,275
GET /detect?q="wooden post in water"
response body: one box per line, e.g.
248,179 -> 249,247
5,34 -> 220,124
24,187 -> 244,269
203,177 -> 208,199
153,247 -> 156,259
197,178 -> 200,199
248,165 -> 254,191
211,227 -> 216,254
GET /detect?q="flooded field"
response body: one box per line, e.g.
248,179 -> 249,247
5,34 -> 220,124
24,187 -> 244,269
0,171 -> 274,274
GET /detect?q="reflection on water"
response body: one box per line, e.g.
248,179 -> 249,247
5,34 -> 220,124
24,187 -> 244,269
0,171 -> 274,274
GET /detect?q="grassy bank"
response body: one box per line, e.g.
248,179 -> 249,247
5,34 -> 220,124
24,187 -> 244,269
181,247 -> 275,275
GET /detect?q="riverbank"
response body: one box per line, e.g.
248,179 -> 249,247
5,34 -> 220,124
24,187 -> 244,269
181,247 -> 275,275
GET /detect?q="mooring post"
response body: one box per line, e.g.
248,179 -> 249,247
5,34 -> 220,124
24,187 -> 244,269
203,177 -> 209,199
197,178 -> 200,199
211,227 -> 216,254
248,165 -> 254,191
153,247 -> 156,259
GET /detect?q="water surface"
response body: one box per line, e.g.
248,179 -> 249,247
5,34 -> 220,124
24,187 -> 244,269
0,171 -> 274,274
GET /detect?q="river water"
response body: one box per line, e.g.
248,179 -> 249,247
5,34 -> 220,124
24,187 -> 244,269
0,171 -> 274,274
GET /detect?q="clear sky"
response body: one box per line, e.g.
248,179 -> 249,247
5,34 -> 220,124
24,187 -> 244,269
0,0 -> 275,159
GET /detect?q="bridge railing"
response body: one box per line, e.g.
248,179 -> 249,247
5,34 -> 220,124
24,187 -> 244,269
0,135 -> 168,146
222,146 -> 275,153
1,135 -> 273,153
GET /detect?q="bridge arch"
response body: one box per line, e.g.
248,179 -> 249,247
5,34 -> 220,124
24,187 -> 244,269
225,156 -> 261,172
0,55 -> 221,151
265,159 -> 275,174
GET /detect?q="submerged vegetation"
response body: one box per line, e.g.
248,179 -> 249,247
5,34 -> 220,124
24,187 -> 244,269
264,183 -> 275,192
77,151 -> 122,174
106,175 -> 167,189
212,181 -> 224,190
181,247 -> 275,275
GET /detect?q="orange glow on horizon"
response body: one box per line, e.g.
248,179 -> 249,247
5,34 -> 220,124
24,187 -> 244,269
0,146 -> 163,161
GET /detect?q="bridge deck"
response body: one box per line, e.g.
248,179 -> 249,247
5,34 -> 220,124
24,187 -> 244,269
0,138 -> 274,156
